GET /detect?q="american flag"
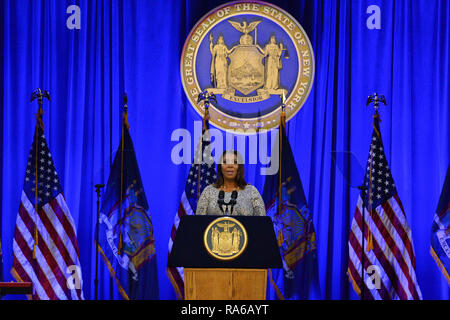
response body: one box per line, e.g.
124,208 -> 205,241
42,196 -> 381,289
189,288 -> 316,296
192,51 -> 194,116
348,117 -> 422,300
167,118 -> 217,299
11,124 -> 84,300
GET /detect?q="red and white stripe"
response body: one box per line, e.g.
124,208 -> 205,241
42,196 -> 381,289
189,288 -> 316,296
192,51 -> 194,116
12,191 -> 84,300
167,191 -> 194,299
348,195 -> 422,300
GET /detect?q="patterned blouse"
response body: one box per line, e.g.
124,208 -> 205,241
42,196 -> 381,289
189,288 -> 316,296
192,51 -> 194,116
196,184 -> 266,216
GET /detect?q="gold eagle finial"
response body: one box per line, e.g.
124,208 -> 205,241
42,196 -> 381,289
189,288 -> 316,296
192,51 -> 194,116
228,20 -> 261,34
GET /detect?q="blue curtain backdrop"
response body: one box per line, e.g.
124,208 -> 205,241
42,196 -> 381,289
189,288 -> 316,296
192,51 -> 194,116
0,0 -> 448,300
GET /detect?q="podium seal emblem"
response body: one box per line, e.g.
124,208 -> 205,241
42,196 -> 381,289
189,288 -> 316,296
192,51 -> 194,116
203,217 -> 248,260
181,1 -> 315,133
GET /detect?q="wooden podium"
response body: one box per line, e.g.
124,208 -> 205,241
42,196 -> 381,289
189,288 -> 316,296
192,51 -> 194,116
168,215 -> 282,300
184,268 -> 267,300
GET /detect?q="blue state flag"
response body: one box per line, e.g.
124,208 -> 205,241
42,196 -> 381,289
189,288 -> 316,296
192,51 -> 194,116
98,117 -> 159,300
262,119 -> 320,300
430,164 -> 450,285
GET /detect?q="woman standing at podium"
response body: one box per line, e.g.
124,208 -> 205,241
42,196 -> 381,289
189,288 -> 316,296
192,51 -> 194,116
196,150 -> 266,216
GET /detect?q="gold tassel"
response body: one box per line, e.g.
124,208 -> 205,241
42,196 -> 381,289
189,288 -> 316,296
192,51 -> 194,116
123,111 -> 130,130
280,111 -> 286,128
36,108 -> 44,130
277,229 -> 284,247
366,229 -> 374,252
32,226 -> 38,259
118,232 -> 123,255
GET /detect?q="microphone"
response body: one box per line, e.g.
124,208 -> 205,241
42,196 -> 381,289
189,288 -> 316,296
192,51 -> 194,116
217,190 -> 225,214
230,191 -> 238,215
217,190 -> 239,215
94,184 -> 105,197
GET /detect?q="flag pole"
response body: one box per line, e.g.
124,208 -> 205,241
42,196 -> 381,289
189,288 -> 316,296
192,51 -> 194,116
94,183 -> 104,300
278,93 -> 286,217
196,91 -> 215,200
365,93 -> 386,252
361,92 -> 386,299
30,88 -> 50,259
269,93 -> 287,300
118,93 -> 129,255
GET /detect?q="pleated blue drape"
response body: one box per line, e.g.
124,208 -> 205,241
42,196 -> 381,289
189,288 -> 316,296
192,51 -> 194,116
1,0 -> 448,299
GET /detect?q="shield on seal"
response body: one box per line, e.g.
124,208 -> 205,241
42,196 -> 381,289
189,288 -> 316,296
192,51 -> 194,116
227,45 -> 264,95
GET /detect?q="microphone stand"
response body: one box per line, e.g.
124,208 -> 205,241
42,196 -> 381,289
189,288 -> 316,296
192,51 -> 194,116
218,191 -> 238,216
229,191 -> 237,215
94,183 -> 104,300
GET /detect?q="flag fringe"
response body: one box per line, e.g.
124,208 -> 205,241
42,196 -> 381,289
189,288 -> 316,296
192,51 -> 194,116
268,269 -> 285,300
95,241 -> 130,300
10,267 -> 33,300
166,267 -> 184,300
347,267 -> 362,296
430,246 -> 450,286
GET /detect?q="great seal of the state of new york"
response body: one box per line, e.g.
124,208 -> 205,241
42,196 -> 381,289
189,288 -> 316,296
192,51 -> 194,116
180,1 -> 315,134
